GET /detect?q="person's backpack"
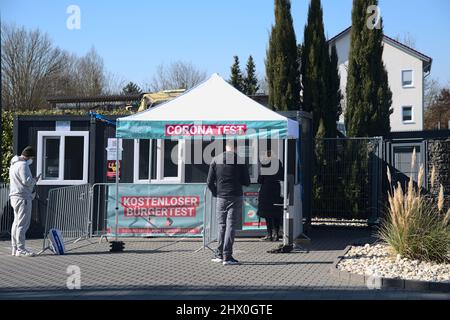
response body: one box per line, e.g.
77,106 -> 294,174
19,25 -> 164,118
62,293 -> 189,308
48,228 -> 65,255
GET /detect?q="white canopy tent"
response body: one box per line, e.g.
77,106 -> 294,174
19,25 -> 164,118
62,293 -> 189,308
114,73 -> 301,248
117,73 -> 299,140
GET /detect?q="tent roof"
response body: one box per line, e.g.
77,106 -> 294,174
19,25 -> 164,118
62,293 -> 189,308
117,74 -> 299,139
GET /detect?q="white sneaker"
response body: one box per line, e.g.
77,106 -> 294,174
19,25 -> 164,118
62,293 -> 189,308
15,250 -> 36,257
11,248 -> 17,256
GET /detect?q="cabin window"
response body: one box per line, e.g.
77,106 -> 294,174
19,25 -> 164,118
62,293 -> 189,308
137,139 -> 157,181
134,139 -> 183,183
37,131 -> 89,185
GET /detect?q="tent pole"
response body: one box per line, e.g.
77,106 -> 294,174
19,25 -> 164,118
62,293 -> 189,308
283,138 -> 289,246
149,139 -> 152,184
115,137 -> 120,242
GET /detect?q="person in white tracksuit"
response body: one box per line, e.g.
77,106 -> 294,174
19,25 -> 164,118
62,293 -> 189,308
9,146 -> 41,257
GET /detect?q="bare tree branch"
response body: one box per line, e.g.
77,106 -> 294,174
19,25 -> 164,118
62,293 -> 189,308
149,61 -> 207,92
394,32 -> 417,49
2,24 -> 66,110
424,77 -> 441,110
1,25 -> 112,109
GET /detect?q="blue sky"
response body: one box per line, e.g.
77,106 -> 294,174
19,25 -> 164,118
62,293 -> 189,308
2,0 -> 450,90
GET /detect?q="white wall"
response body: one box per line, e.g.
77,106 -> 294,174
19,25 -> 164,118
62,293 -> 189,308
383,41 -> 424,131
331,31 -> 425,132
332,31 -> 351,126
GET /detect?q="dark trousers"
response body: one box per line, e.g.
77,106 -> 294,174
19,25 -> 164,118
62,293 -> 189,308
216,196 -> 242,259
266,215 -> 282,237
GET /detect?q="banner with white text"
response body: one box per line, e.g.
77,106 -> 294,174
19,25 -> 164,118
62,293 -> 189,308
106,184 -> 206,237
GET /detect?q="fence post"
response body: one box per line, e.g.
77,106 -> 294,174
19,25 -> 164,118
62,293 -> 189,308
378,137 -> 384,222
198,185 -> 215,253
369,137 -> 383,225
42,191 -> 52,251
88,184 -> 94,238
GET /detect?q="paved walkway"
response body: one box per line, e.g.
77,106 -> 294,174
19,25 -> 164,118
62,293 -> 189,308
0,228 -> 449,300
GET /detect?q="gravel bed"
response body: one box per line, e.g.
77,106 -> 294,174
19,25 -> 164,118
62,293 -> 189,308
311,218 -> 369,227
338,243 -> 450,283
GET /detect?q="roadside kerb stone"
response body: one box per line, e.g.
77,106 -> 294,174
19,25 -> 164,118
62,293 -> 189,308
332,245 -> 450,293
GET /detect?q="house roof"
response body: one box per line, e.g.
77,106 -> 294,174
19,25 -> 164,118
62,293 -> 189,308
328,26 -> 432,73
46,94 -> 143,104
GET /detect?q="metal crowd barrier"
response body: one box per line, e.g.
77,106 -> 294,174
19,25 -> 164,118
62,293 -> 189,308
41,184 -> 92,253
0,183 -> 13,237
38,182 -> 217,253
200,187 -> 217,252
90,183 -> 110,239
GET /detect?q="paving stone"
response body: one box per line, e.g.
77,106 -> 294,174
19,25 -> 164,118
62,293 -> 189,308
0,228 -> 449,299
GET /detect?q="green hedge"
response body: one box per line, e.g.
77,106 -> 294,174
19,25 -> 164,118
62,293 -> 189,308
1,109 -> 132,182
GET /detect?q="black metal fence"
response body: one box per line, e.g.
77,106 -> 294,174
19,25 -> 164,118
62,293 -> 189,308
311,137 -> 383,223
0,183 -> 13,237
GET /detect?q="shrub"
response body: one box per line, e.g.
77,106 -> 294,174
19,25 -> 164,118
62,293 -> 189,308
379,150 -> 450,263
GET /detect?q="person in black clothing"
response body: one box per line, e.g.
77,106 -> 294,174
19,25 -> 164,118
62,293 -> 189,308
257,150 -> 283,242
207,140 -> 251,265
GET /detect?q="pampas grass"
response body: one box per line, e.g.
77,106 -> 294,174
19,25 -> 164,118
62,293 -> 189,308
444,209 -> 450,226
438,185 -> 445,212
379,158 -> 450,263
431,166 -> 436,189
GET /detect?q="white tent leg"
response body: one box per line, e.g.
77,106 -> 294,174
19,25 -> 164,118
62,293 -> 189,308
110,137 -> 125,252
283,138 -> 289,246
115,137 -> 120,242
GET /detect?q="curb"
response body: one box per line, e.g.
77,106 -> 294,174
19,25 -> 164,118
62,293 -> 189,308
331,245 -> 450,293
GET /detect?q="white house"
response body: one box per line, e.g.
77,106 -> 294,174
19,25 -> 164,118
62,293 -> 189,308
328,27 -> 432,133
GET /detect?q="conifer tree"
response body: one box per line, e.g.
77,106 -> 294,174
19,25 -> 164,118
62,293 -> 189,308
229,56 -> 244,92
122,82 -> 142,95
326,45 -> 342,138
301,0 -> 329,135
345,0 -> 392,137
266,0 -> 300,111
313,118 -> 326,207
243,55 -> 259,95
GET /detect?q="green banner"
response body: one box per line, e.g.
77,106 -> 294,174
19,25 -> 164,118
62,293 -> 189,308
116,120 -> 288,139
107,184 -> 206,237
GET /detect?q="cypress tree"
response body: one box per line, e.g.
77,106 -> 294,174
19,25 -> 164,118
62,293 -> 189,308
326,45 -> 342,138
313,118 -> 326,210
343,0 -> 393,218
265,0 -> 300,111
229,56 -> 244,92
243,55 -> 259,95
345,0 -> 392,137
301,0 -> 329,135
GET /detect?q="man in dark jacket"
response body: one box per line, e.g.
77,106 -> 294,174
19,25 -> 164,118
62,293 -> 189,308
207,140 -> 250,265
257,150 -> 283,242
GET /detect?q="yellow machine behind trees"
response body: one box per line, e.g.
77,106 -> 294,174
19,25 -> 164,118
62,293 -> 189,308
136,89 -> 185,112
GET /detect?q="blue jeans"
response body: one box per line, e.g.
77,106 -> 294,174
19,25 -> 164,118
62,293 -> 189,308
216,196 -> 242,259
